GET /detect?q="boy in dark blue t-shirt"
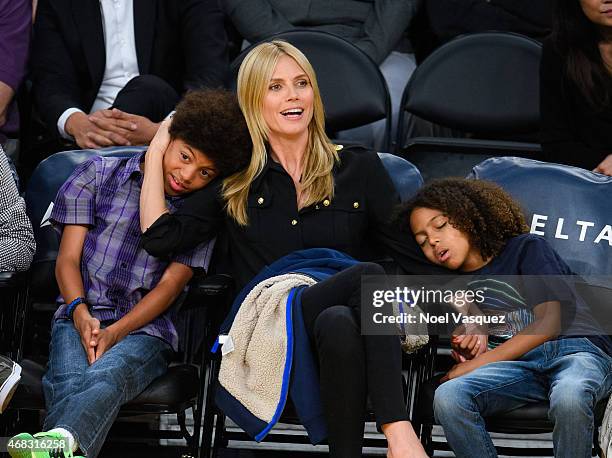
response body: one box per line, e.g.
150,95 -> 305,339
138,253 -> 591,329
399,178 -> 612,458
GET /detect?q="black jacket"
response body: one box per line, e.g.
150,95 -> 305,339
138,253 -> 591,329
31,0 -> 229,132
141,146 -> 447,290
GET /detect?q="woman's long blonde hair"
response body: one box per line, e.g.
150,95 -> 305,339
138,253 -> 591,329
222,40 -> 339,226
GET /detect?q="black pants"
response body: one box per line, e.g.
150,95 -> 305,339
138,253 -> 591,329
112,75 -> 180,122
301,263 -> 408,458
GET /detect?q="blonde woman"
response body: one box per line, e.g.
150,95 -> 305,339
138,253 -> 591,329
140,41 -> 444,457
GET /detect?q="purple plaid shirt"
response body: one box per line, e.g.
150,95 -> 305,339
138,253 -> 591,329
50,153 -> 214,351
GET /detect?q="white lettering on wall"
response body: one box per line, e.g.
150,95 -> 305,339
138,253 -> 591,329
576,220 -> 595,242
554,218 -> 569,240
528,215 -> 610,246
594,225 -> 612,245
530,214 -> 548,236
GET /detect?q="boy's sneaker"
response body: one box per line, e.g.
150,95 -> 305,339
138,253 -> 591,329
0,354 -> 21,413
7,431 -> 84,458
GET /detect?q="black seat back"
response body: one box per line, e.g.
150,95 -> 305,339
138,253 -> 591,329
397,32 -> 543,182
402,31 -> 542,136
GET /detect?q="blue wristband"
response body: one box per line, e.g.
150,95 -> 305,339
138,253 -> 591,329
66,297 -> 87,321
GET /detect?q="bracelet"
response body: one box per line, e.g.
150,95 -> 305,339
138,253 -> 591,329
66,296 -> 87,321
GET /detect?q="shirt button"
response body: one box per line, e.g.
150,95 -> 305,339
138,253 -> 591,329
291,219 -> 298,226
353,202 -> 360,209
257,197 -> 264,205
121,262 -> 128,269
323,199 -> 330,207
315,205 -> 320,210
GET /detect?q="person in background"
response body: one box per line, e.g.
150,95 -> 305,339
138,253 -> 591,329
0,146 -> 34,276
0,145 -> 35,416
421,0 -> 553,58
540,0 -> 612,175
31,0 -> 228,151
0,0 -> 32,163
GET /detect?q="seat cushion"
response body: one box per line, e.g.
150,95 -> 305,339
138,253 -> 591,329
414,373 -> 608,434
11,359 -> 199,413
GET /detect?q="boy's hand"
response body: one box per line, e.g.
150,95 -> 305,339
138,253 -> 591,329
450,334 -> 488,362
146,116 -> 172,161
93,325 -> 123,362
73,304 -> 100,365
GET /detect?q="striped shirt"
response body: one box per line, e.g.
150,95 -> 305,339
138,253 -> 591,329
50,153 -> 214,351
0,146 -> 35,271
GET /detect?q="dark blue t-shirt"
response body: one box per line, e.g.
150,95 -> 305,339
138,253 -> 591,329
471,233 -> 612,356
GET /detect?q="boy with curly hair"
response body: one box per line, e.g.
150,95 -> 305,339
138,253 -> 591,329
398,178 -> 612,458
8,89 -> 252,458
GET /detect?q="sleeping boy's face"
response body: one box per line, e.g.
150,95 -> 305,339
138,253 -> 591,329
410,207 -> 481,272
162,138 -> 218,196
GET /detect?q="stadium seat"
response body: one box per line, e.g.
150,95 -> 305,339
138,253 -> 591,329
414,157 -> 612,456
7,146 -> 232,457
230,30 -> 393,152
396,32 -> 543,181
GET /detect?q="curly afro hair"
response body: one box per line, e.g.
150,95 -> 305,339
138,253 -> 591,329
169,89 -> 252,177
396,178 -> 529,260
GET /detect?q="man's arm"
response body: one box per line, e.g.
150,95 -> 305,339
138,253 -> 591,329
31,0 -> 88,136
223,0 -> 295,45
0,0 -> 31,127
0,81 -> 15,128
0,149 -> 35,271
181,0 -> 230,90
356,0 -> 420,64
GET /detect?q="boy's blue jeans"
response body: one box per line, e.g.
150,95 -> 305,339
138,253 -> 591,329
42,320 -> 173,457
434,337 -> 612,458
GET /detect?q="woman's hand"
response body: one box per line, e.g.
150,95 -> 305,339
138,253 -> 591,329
594,154 -> 612,176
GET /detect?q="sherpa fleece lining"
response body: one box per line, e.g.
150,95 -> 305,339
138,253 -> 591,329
218,273 -> 317,422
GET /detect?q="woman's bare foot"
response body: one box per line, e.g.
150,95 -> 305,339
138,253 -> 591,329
382,421 -> 430,458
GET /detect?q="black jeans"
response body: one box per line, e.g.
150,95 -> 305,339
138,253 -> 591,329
113,75 -> 179,122
301,262 -> 408,457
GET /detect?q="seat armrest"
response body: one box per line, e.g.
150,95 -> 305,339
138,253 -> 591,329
179,274 -> 235,313
192,274 -> 234,297
402,137 -> 542,157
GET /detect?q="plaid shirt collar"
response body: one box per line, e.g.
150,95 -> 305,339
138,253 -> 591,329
119,152 -> 145,185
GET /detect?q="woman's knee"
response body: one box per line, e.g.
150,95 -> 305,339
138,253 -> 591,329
355,261 -> 385,277
314,306 -> 361,355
